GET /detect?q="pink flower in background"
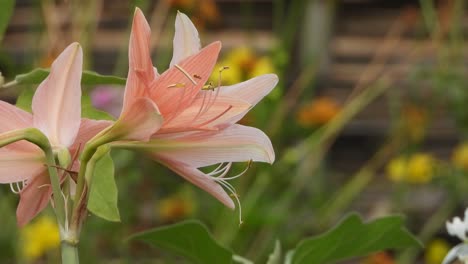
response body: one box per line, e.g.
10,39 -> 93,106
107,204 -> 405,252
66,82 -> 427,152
0,43 -> 109,226
91,86 -> 124,118
107,8 -> 278,214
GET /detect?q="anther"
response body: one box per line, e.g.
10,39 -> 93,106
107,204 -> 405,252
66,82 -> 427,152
167,83 -> 186,88
174,64 -> 197,85
193,74 -> 202,79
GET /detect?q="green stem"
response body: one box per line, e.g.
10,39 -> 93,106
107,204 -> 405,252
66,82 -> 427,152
61,241 -> 79,264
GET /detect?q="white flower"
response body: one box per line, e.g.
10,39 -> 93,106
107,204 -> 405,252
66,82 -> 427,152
443,208 -> 468,264
446,208 -> 468,241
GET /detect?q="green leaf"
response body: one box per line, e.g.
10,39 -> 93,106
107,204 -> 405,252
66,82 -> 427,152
87,152 -> 120,222
129,220 -> 233,264
291,214 -> 422,264
0,0 -> 14,43
15,86 -> 34,112
81,95 -> 115,121
266,240 -> 282,264
13,68 -> 126,86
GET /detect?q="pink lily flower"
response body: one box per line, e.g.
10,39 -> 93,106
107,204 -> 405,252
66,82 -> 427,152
0,43 -> 110,226
110,8 -> 277,213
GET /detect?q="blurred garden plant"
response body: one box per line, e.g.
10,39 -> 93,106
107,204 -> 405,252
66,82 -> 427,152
0,3 -> 423,264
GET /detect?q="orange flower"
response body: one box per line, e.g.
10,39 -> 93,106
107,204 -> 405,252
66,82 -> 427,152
296,97 -> 340,127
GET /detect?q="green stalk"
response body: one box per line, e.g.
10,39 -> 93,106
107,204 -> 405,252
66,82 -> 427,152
61,241 -> 79,264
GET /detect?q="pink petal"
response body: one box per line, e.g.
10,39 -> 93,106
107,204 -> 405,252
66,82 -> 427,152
32,43 -> 83,148
160,95 -> 251,132
0,148 -> 45,183
122,7 -> 156,114
150,42 -> 221,119
151,124 -> 275,168
108,97 -> 163,141
220,74 -> 278,106
158,158 -> 234,209
16,171 -> 51,227
0,101 -> 37,152
69,118 -> 113,154
170,11 -> 201,67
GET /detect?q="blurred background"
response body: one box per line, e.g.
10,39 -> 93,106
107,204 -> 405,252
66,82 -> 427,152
1,0 -> 468,263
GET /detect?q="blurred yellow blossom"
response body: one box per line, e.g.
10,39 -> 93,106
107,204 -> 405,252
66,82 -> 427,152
211,61 -> 243,85
250,56 -> 276,78
20,215 -> 60,260
157,193 -> 196,222
386,157 -> 407,182
452,142 -> 468,171
210,47 -> 276,85
386,153 -> 435,184
407,153 -> 434,184
424,239 -> 450,264
362,252 -> 395,264
296,97 -> 341,127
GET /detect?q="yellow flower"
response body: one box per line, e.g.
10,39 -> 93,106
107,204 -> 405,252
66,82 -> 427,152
386,157 -> 407,182
20,215 -> 60,260
226,47 -> 256,72
407,153 -> 434,184
210,61 -> 243,86
157,193 -> 196,222
249,56 -> 276,78
296,97 -> 340,127
452,142 -> 468,171
386,153 -> 435,184
424,239 -> 450,264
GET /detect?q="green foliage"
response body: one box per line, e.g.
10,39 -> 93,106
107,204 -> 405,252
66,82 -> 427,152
88,152 -> 120,222
129,220 -> 233,264
0,0 -> 14,43
81,95 -> 115,121
13,68 -> 126,86
15,86 -> 34,112
290,214 -> 422,264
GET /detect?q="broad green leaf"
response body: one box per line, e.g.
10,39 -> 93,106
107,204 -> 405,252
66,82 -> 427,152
0,0 -> 14,43
266,240 -> 282,264
291,214 -> 422,264
15,86 -> 34,112
87,152 -> 120,222
81,95 -> 115,121
13,68 -> 126,86
129,220 -> 233,264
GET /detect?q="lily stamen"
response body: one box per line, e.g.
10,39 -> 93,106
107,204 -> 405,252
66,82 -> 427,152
167,83 -> 186,88
10,181 -> 25,194
174,64 -> 197,85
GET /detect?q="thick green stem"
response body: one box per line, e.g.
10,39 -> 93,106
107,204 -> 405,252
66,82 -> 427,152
61,241 -> 79,264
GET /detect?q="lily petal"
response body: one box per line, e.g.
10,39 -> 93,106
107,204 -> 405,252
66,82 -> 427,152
0,148 -> 45,183
70,118 -> 113,153
170,11 -> 201,67
16,171 -> 51,227
159,158 -> 234,209
150,124 -> 275,167
150,42 -> 221,119
0,101 -> 37,152
122,7 -> 156,113
107,97 -> 163,141
32,43 -> 83,148
161,96 -> 251,131
220,74 -> 278,106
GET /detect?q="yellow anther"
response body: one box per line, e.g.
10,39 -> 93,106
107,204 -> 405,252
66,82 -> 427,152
167,83 -> 186,88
